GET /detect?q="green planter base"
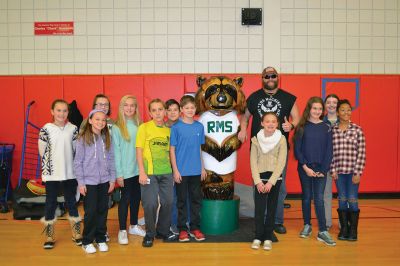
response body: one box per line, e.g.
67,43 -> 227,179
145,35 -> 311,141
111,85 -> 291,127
200,196 -> 240,235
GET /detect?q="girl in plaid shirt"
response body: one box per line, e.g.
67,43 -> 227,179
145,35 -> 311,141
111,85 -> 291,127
331,99 -> 366,242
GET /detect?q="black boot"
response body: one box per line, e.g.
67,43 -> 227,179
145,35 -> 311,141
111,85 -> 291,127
348,210 -> 360,241
337,209 -> 349,240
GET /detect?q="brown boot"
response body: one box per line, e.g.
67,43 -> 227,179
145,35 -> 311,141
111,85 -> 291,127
41,217 -> 56,249
68,216 -> 83,246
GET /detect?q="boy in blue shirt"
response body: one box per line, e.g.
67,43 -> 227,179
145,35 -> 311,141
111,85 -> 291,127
170,95 -> 207,242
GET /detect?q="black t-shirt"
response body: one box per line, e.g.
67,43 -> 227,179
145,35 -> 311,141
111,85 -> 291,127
247,88 -> 297,142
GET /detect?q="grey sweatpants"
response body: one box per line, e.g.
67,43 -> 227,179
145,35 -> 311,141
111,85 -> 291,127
140,174 -> 174,237
324,173 -> 333,227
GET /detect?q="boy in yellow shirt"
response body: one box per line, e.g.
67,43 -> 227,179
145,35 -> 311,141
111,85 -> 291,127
136,99 -> 177,247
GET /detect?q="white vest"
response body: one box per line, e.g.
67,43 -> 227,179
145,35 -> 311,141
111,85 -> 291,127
198,111 -> 239,175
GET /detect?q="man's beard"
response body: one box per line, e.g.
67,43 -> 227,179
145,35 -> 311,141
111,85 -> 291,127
263,80 -> 278,91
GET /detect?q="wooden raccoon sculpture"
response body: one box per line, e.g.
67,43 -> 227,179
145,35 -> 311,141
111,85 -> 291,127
195,76 -> 246,200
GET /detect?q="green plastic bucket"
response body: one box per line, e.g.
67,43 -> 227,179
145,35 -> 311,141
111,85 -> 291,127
200,196 -> 240,235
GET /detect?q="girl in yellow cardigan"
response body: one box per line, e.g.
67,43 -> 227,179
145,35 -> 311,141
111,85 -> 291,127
250,112 -> 287,251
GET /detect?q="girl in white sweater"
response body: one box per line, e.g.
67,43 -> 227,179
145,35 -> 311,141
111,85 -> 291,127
38,99 -> 81,249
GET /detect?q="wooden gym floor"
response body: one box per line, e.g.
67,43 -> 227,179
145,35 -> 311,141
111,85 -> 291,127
0,199 -> 399,266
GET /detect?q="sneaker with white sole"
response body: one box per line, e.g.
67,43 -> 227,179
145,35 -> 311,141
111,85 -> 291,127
128,225 -> 146,237
97,242 -> 109,252
299,224 -> 312,238
82,244 -> 96,254
189,229 -> 205,241
317,231 -> 336,246
170,225 -> 179,235
118,230 -> 129,245
251,239 -> 261,249
263,240 -> 272,251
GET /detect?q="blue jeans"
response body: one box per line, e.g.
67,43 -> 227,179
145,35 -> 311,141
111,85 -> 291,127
298,165 -> 327,232
45,179 -> 79,220
335,173 -> 359,212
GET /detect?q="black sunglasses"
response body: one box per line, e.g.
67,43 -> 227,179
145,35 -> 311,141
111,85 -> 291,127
263,74 -> 278,79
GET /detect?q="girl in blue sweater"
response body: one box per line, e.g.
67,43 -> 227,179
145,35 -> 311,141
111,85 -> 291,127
112,95 -> 146,245
294,97 -> 335,246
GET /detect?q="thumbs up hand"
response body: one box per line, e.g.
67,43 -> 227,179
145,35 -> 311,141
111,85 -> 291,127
282,116 -> 293,132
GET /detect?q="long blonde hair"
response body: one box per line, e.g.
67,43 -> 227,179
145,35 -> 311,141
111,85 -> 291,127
114,95 -> 141,141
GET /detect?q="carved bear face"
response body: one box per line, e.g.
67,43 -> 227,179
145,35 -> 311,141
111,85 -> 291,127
195,76 -> 246,114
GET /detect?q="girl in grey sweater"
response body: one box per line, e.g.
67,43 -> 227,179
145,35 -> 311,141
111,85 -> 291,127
74,109 -> 116,254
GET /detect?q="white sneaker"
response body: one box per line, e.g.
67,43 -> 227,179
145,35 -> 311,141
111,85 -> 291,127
129,225 -> 146,237
263,240 -> 272,251
82,244 -> 96,254
118,230 -> 129,245
251,239 -> 261,249
138,217 -> 145,226
97,242 -> 109,252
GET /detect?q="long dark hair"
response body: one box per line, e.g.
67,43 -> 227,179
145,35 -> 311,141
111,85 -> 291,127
294,96 -> 325,140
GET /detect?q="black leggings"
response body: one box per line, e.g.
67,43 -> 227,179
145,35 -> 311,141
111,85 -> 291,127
118,176 -> 141,230
254,180 -> 282,241
82,182 -> 109,245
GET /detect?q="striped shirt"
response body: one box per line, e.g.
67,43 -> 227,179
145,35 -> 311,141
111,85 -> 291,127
330,122 -> 366,176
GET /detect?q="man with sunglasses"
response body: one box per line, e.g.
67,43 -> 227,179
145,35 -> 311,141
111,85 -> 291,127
238,66 -> 300,241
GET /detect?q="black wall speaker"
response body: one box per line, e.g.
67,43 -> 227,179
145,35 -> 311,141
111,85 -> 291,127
241,8 -> 262,25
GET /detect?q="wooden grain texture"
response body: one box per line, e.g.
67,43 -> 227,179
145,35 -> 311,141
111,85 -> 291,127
1,199 -> 399,265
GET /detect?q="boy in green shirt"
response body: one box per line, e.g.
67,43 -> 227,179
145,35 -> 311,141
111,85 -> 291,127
136,99 -> 177,247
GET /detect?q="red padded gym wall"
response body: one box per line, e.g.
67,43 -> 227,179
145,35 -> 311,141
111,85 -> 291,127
398,80 -> 400,192
184,74 -> 199,94
1,74 -> 400,193
23,76 -> 64,128
143,75 -> 185,121
0,77 -> 24,187
104,75 -> 144,121
63,76 -> 104,119
359,75 -> 399,192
